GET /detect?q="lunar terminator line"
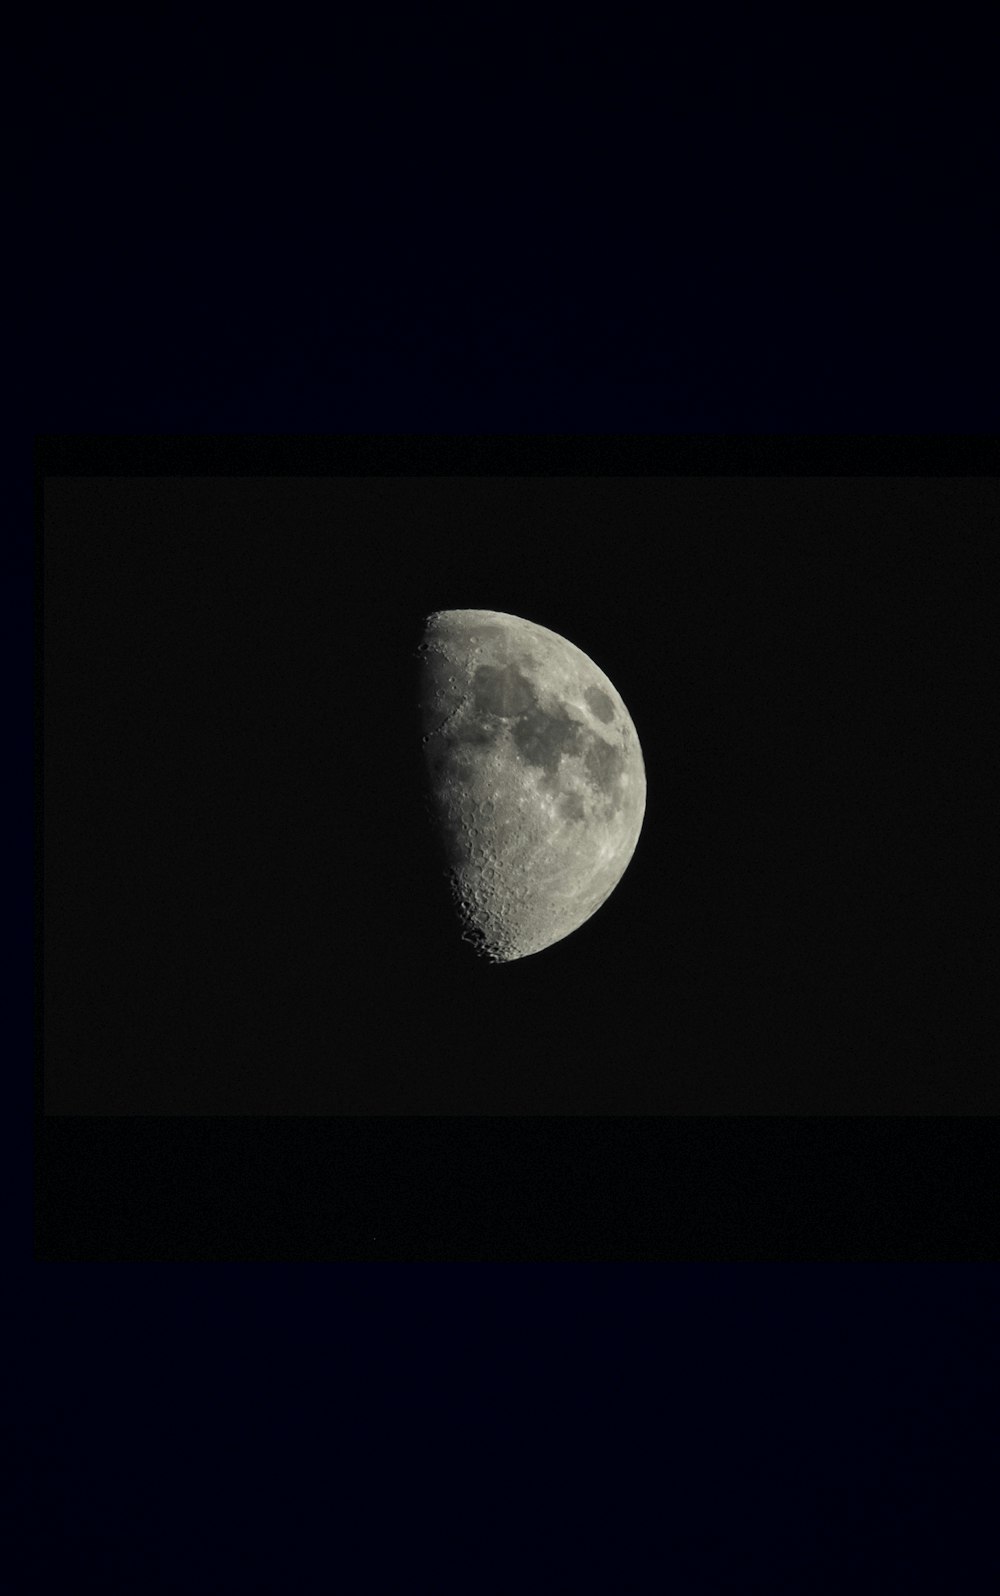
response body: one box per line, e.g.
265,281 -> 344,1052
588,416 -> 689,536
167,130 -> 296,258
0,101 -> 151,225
416,608 -> 646,961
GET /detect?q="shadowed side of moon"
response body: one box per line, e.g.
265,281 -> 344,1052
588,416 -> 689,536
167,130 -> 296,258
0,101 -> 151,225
415,608 -> 646,962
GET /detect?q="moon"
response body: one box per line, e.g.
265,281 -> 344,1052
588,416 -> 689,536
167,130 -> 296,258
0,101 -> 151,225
416,608 -> 646,961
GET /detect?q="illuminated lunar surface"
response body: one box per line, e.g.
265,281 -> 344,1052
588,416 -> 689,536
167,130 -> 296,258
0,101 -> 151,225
416,608 -> 646,961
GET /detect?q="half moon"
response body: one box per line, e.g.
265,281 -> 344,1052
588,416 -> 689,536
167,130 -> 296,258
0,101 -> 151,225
416,608 -> 646,961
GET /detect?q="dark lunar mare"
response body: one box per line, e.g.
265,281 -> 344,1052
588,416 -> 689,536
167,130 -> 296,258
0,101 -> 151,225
512,709 -> 584,775
472,663 -> 536,718
584,685 -> 615,723
583,737 -> 625,800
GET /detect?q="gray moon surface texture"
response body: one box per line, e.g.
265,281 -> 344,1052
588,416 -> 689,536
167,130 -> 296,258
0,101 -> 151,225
417,608 -> 646,961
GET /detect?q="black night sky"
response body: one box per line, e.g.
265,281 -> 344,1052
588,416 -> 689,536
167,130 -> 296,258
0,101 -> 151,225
44,466 -> 992,1118
27,11 -> 999,1595
35,451 -> 997,1589
20,1263 -> 1000,1590
34,14 -> 996,436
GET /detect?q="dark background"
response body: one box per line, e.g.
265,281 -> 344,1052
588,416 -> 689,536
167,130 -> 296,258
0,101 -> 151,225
34,14 -> 997,437
44,463 -> 992,1117
25,16 -> 999,1593
18,1264 -> 1000,1590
